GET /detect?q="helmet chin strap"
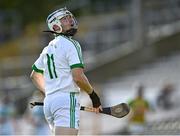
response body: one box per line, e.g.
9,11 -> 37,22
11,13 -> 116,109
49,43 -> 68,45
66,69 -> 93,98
63,28 -> 77,36
43,30 -> 60,34
43,28 -> 77,37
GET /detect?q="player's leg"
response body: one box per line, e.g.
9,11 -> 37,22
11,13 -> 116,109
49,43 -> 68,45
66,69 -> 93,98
43,108 -> 55,134
55,126 -> 78,135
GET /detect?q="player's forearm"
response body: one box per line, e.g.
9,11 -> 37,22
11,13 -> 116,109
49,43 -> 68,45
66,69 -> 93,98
72,69 -> 101,108
73,73 -> 93,94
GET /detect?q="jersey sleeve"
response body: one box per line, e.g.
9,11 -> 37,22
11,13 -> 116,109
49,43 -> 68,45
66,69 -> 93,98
32,52 -> 45,74
67,41 -> 84,69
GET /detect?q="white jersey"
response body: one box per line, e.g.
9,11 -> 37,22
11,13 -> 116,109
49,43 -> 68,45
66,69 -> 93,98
32,35 -> 84,95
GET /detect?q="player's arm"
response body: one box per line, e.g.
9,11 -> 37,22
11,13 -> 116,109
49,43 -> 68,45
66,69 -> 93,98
30,70 -> 45,95
72,68 -> 93,94
67,41 -> 101,111
72,68 -> 102,111
30,48 -> 46,95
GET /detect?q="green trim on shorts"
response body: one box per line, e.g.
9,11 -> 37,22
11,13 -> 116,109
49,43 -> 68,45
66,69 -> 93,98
70,92 -> 76,128
32,64 -> 44,74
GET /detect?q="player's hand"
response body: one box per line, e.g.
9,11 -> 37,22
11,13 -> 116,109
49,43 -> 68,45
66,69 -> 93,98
89,90 -> 102,112
93,105 -> 103,114
30,102 -> 36,108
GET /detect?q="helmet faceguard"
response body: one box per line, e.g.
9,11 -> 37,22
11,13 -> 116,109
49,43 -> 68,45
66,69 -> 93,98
46,7 -> 78,36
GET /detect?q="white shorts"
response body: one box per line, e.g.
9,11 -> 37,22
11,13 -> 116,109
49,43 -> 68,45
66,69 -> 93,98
43,91 -> 80,129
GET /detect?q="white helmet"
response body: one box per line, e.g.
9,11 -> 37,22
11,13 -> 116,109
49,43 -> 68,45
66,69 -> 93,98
46,7 -> 78,36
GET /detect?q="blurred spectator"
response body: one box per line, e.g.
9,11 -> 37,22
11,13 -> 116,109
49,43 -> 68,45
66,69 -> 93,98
31,106 -> 50,135
0,93 -> 16,135
127,84 -> 149,135
16,90 -> 50,135
156,83 -> 175,110
16,112 -> 36,135
29,91 -> 50,135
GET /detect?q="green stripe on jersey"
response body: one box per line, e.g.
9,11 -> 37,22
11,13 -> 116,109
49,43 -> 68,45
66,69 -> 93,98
32,64 -> 44,74
70,40 -> 83,64
61,35 -> 84,65
70,63 -> 84,69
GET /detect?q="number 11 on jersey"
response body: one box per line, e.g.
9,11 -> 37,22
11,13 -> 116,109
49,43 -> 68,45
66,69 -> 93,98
47,54 -> 58,79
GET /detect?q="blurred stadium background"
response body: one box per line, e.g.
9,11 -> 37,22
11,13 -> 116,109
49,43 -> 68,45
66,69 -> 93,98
1,0 -> 180,135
